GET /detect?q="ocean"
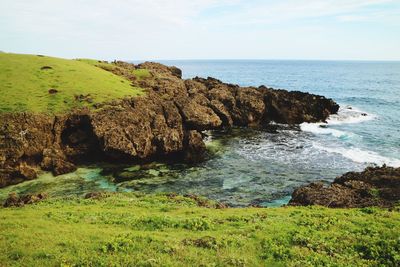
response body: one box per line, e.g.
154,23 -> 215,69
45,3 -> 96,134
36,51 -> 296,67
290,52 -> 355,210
150,60 -> 400,206
2,60 -> 399,206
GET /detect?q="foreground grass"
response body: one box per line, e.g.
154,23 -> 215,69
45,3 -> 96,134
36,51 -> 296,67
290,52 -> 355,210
0,53 -> 144,114
0,193 -> 399,266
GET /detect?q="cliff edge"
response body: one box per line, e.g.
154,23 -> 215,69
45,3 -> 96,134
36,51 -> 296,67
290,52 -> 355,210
0,54 -> 339,187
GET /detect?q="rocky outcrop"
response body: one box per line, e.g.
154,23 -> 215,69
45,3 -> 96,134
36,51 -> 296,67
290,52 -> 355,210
3,192 -> 47,207
41,148 -> 77,176
0,61 -> 339,187
289,166 -> 400,208
263,88 -> 339,124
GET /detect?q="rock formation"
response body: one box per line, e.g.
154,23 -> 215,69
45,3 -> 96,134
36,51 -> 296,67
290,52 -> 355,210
3,192 -> 47,207
289,166 -> 400,208
0,61 -> 339,187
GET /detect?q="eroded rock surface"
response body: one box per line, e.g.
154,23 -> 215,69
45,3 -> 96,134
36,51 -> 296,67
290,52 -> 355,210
3,192 -> 47,207
289,166 -> 400,208
0,61 -> 339,187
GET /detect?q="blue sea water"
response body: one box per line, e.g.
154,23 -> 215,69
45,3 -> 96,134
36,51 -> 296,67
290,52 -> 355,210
161,60 -> 400,164
2,60 -> 399,206
153,60 -> 400,205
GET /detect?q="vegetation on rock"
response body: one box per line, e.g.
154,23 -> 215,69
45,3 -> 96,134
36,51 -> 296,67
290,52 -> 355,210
0,53 -> 144,114
290,166 -> 400,208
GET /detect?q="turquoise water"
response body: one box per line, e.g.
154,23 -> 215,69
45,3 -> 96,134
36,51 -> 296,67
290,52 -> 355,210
2,60 -> 399,206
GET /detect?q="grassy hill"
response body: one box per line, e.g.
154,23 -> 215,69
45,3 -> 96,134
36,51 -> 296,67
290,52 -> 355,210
0,193 -> 399,266
0,53 -> 144,114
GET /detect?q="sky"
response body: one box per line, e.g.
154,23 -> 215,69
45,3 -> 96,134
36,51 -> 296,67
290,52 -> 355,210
1,0 -> 400,61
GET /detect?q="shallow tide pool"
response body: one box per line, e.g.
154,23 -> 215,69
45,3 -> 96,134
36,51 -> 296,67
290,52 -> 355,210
0,124 -> 378,207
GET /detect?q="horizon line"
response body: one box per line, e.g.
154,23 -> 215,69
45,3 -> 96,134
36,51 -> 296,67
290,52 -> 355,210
130,58 -> 400,62
2,51 -> 400,62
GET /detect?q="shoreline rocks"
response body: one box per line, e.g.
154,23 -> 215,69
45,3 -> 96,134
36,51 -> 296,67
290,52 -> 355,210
289,166 -> 400,208
0,61 -> 339,188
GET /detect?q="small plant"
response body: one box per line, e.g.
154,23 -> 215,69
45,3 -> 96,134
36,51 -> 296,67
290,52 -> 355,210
183,236 -> 218,249
8,250 -> 23,261
183,218 -> 212,231
260,238 -> 293,261
369,188 -> 380,198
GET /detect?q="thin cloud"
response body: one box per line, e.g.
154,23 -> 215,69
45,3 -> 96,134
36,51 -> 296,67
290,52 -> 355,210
0,0 -> 399,60
197,0 -> 398,26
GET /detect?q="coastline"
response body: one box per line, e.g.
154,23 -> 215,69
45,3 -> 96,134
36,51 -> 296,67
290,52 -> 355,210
0,54 -> 339,189
0,54 -> 399,267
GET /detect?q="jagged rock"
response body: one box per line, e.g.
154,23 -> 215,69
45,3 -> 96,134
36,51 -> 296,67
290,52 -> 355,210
231,87 -> 266,126
3,192 -> 47,207
183,130 -> 207,163
175,98 -> 222,130
263,89 -> 339,124
0,113 -> 53,159
289,166 -> 400,208
185,80 -> 208,95
41,148 -> 77,176
138,62 -> 182,78
148,76 -> 187,98
209,100 -> 233,127
90,94 -> 186,160
104,61 -> 138,81
169,66 -> 182,79
0,60 -> 339,187
206,84 -> 237,109
18,162 -> 37,180
84,192 -> 108,199
3,192 -> 19,207
0,113 -> 53,186
91,101 -> 155,159
53,160 -> 77,176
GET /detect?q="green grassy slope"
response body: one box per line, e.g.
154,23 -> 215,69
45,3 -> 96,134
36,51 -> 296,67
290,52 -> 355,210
77,59 -> 152,80
1,193 -> 399,266
0,53 -> 144,114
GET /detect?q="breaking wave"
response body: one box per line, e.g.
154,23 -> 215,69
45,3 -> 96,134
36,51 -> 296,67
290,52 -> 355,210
312,143 -> 400,167
300,106 -> 400,167
327,106 -> 376,125
300,106 -> 375,139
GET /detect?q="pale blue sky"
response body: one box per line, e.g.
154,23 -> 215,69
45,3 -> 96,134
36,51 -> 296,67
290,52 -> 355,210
1,0 -> 399,60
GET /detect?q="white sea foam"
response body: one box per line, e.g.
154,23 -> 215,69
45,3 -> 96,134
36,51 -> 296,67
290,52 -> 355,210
300,106 -> 375,138
313,143 -> 400,167
300,123 -> 351,138
299,106 -> 400,167
326,106 -> 376,125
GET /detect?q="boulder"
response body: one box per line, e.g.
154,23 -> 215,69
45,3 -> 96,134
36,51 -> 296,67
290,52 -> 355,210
209,100 -> 233,127
263,89 -> 340,124
3,192 -> 47,207
231,87 -> 266,126
175,98 -> 222,130
289,166 -> 400,208
183,130 -> 207,163
41,148 -> 77,176
18,162 -> 37,180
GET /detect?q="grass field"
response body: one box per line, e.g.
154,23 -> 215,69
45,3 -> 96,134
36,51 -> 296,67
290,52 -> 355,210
0,193 -> 399,266
0,53 -> 144,114
76,59 -> 152,80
